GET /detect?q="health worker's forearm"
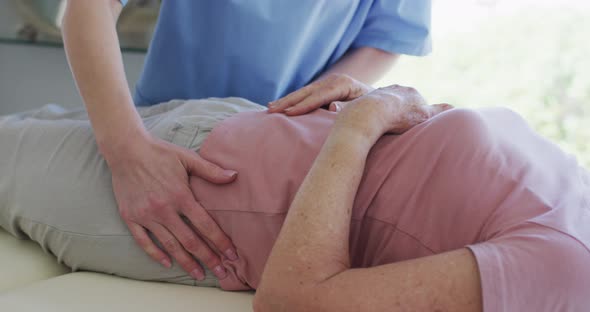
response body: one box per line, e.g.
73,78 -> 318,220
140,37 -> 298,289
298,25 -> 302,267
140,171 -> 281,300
62,0 -> 147,161
318,47 -> 399,85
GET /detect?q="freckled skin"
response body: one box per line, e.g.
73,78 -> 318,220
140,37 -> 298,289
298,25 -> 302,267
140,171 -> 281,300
255,87 -> 481,312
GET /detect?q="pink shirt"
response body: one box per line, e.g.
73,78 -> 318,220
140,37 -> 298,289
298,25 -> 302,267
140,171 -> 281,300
192,108 -> 590,311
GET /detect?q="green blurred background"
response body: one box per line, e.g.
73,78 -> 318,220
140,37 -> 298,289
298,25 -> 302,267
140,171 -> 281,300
377,0 -> 590,169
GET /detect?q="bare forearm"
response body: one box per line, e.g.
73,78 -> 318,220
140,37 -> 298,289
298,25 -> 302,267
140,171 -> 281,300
256,116 -> 481,312
257,121 -> 380,308
318,47 -> 399,85
255,87 -> 475,312
62,0 -> 146,159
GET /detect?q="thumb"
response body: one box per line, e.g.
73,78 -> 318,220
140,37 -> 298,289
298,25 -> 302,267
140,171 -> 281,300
329,101 -> 347,112
181,150 -> 237,184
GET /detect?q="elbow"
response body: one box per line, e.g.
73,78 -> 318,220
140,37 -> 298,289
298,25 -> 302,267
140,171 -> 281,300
253,284 -> 316,312
253,264 -> 348,311
253,292 -> 306,312
252,288 -> 279,312
252,290 -> 272,312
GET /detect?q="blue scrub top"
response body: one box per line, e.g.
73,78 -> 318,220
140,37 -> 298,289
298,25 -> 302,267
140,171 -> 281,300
119,0 -> 432,106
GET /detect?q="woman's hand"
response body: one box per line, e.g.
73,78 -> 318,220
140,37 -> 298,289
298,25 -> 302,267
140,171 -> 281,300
334,84 -> 453,143
267,73 -> 374,115
107,134 -> 239,281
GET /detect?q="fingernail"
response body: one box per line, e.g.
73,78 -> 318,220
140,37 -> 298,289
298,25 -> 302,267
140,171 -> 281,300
268,102 -> 276,108
225,249 -> 239,261
213,265 -> 228,279
191,269 -> 206,281
161,259 -> 172,268
223,170 -> 238,178
284,107 -> 293,113
335,103 -> 341,112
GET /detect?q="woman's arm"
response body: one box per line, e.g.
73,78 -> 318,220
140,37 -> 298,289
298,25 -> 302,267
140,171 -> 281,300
255,86 -> 481,312
62,0 -> 238,280
267,48 -> 397,115
317,47 -> 399,85
62,0 -> 140,152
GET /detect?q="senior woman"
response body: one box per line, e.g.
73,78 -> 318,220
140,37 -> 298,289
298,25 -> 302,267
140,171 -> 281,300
1,80 -> 589,311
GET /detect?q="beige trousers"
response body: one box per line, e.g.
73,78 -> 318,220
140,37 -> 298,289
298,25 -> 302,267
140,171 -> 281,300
0,98 -> 264,287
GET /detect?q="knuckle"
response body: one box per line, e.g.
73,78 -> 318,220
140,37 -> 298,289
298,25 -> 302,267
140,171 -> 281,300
324,83 -> 339,93
182,238 -> 202,253
417,109 -> 430,120
147,193 -> 167,210
143,244 -> 160,258
188,267 -> 203,278
132,236 -> 149,250
150,206 -> 171,222
204,161 -> 222,177
197,248 -> 221,268
178,236 -> 216,266
133,233 -> 150,246
335,73 -> 353,85
162,238 -> 178,252
406,109 -> 429,124
297,87 -> 312,99
202,252 -> 221,268
215,236 -> 233,251
198,218 -> 216,234
180,260 -> 198,272
133,206 -> 152,222
189,152 -> 204,164
158,211 -> 177,225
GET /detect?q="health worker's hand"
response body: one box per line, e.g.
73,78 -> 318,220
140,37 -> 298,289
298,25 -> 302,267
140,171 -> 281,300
267,73 -> 373,115
108,134 -> 239,281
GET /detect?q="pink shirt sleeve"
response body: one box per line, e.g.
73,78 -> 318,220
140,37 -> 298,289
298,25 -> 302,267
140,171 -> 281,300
469,224 -> 590,312
195,106 -> 590,312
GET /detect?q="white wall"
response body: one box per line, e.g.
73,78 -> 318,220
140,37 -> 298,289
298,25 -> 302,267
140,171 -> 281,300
0,43 -> 145,114
0,0 -> 145,115
0,0 -> 146,115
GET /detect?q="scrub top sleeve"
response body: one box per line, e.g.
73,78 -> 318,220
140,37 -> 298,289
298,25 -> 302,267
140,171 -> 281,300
353,0 -> 432,56
118,0 -> 128,6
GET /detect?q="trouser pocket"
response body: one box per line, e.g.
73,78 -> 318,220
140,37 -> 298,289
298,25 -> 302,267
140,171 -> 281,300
165,116 -> 201,150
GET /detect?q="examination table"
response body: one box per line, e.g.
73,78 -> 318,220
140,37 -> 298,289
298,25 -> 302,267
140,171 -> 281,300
0,228 -> 254,311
